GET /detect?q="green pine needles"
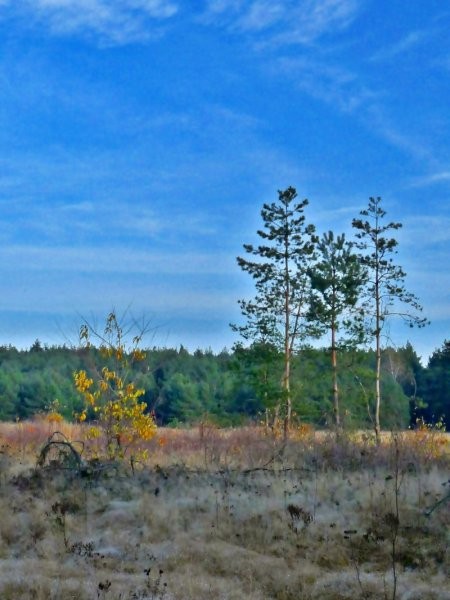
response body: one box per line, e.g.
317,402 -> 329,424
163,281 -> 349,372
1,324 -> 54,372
352,196 -> 429,442
232,187 -> 317,436
233,191 -> 429,439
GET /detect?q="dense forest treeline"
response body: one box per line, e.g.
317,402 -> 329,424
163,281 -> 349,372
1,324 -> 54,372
0,339 -> 448,429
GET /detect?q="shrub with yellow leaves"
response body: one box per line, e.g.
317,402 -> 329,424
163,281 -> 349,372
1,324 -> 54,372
42,399 -> 65,425
408,417 -> 448,461
74,311 -> 156,461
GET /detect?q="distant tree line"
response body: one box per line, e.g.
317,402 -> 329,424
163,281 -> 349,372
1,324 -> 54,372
0,340 -> 447,429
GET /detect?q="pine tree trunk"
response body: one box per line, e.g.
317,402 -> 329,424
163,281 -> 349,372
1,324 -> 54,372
374,255 -> 381,445
283,345 -> 291,439
375,328 -> 381,444
283,222 -> 291,439
273,404 -> 280,433
331,320 -> 340,430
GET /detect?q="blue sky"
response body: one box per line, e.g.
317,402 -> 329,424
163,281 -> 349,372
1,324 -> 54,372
0,0 -> 448,362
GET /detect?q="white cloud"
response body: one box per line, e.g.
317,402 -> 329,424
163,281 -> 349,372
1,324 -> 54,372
201,0 -> 244,19
406,266 -> 450,321
0,254 -> 238,316
236,2 -> 286,32
401,215 -> 450,246
409,171 -> 450,188
0,191 -> 220,245
370,30 -> 431,62
364,106 -> 435,164
284,0 -> 359,44
0,0 -> 179,44
275,56 -> 376,113
0,244 -> 235,276
201,0 -> 360,44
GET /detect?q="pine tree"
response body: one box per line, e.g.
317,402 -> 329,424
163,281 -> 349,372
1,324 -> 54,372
232,187 -> 316,435
308,231 -> 365,429
419,340 -> 450,427
352,197 -> 428,442
232,341 -> 284,428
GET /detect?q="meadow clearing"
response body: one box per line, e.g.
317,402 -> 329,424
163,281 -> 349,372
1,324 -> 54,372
0,420 -> 449,600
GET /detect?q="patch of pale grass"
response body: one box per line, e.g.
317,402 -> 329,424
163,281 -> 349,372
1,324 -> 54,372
0,425 -> 448,599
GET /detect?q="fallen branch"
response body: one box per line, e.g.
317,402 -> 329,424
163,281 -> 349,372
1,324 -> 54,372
36,431 -> 84,470
424,491 -> 450,517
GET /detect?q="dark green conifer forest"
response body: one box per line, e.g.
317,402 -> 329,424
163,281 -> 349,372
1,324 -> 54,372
0,340 -> 447,429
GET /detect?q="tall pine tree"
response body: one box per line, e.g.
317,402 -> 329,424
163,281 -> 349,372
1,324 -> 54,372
232,187 -> 316,435
308,231 -> 365,429
352,197 -> 428,442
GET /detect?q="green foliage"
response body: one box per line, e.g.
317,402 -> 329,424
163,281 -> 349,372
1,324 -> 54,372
0,366 -> 20,420
308,231 -> 366,426
232,187 -> 317,431
0,344 -> 82,421
417,340 -> 450,427
309,231 -> 365,342
0,339 -> 446,431
352,197 -> 427,334
231,341 -> 283,420
352,197 -> 428,440
161,372 -> 202,424
233,187 -> 316,347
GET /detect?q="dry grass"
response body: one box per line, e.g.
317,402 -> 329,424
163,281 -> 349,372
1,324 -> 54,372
0,421 -> 449,599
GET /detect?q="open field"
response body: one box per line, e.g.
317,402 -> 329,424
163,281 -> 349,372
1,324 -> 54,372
0,421 -> 449,599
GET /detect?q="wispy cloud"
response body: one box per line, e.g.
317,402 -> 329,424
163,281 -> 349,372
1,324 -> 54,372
272,54 -> 440,169
0,186 -> 220,246
274,56 -> 377,113
370,29 -> 431,62
201,0 -> 360,44
0,0 -> 179,44
0,272 -> 237,316
408,171 -> 450,188
401,215 -> 450,246
405,265 -> 450,321
0,244 -> 235,276
200,2 -> 449,179
362,105 -> 438,166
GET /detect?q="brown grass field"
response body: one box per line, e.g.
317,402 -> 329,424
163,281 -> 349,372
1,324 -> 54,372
0,420 -> 449,599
